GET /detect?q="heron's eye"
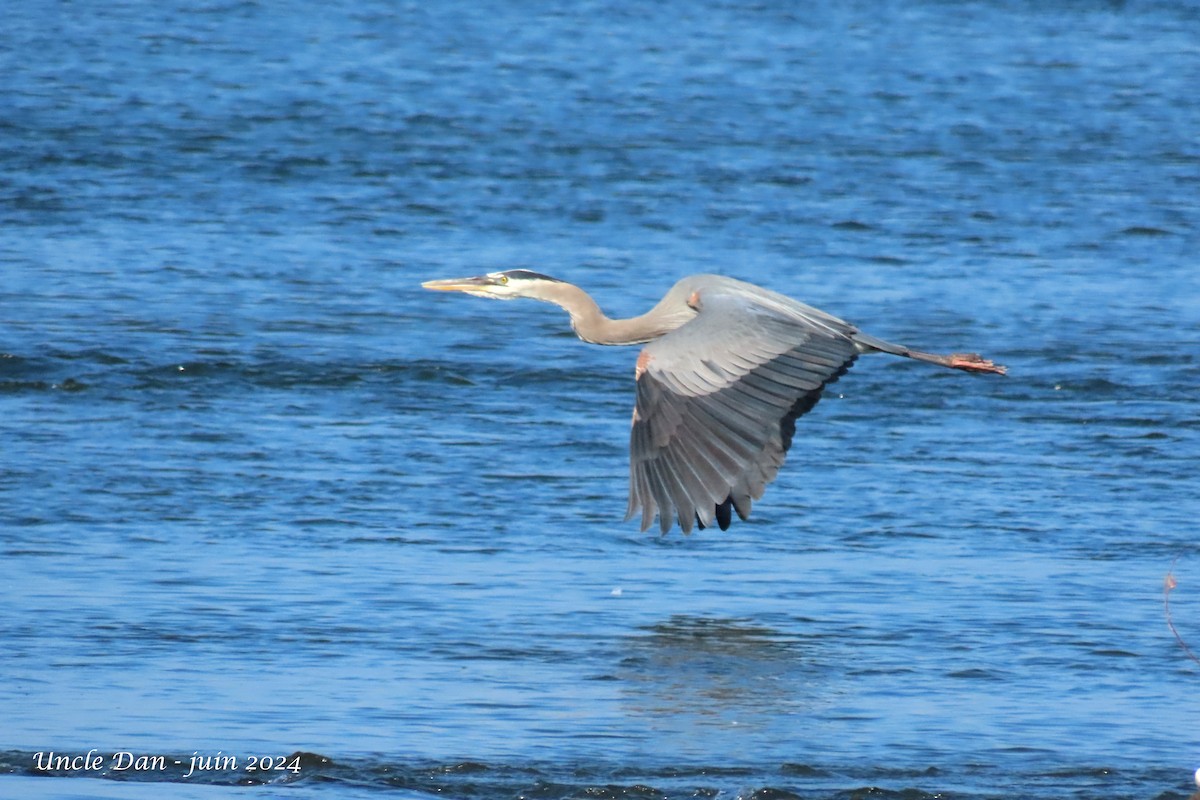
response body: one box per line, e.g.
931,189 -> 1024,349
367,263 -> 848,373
498,275 -> 509,285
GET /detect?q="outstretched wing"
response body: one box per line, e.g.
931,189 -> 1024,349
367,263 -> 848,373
627,285 -> 859,534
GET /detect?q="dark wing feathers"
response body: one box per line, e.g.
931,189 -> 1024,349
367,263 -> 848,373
626,288 -> 859,534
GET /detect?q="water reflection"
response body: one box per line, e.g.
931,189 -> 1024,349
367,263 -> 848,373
617,616 -> 827,725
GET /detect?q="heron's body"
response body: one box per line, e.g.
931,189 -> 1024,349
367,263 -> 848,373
423,270 -> 1004,534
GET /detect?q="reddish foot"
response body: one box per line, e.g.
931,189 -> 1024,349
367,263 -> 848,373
947,353 -> 1007,375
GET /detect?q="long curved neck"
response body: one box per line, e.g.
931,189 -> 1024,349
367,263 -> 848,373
538,281 -> 684,346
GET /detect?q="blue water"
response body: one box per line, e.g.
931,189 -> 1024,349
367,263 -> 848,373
3,0 -> 1200,798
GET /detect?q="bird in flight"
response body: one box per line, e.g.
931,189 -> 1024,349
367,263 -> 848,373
423,270 -> 1005,534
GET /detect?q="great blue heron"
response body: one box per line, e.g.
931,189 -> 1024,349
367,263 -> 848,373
423,270 -> 1005,534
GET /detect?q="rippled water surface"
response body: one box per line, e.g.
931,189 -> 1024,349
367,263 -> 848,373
3,1 -> 1200,798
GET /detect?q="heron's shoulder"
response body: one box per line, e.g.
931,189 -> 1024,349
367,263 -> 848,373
661,274 -> 757,305
671,273 -> 751,292
668,274 -> 796,311
671,274 -> 856,334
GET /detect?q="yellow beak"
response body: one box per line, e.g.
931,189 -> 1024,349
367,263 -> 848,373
420,275 -> 510,299
421,277 -> 488,292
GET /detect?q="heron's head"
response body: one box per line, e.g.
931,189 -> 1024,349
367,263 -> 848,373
421,269 -> 566,301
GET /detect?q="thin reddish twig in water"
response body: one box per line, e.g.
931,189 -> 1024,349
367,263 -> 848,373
1164,557 -> 1200,667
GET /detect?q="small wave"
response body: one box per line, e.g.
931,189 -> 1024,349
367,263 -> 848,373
0,349 -> 480,397
1117,225 -> 1172,237
0,751 -> 1178,798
